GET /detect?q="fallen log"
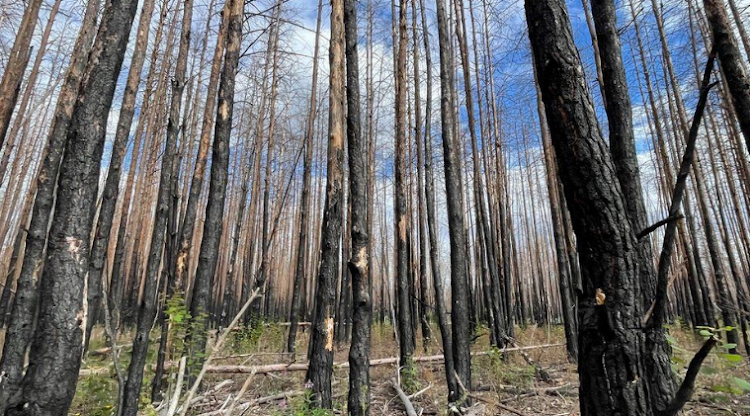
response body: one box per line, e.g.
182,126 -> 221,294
197,343 -> 564,374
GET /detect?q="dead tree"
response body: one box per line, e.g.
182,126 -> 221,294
0,0 -> 102,411
394,0 -> 415,385
288,0 -> 323,355
121,0 -> 190,410
434,0 -> 471,402
590,0 -> 675,407
306,0 -> 345,407
2,0 -> 138,411
83,0 -> 159,353
344,0 -> 371,413
188,0 -> 242,375
526,0 -> 654,413
703,0 -> 750,150
0,0 -> 43,146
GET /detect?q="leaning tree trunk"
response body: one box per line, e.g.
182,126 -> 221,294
0,0 -> 43,146
0,0 -> 102,409
83,0 -> 158,354
703,0 -> 750,151
526,0 -> 654,414
187,0 -> 242,376
305,0 -> 345,407
3,0 -> 138,411
151,0 -> 195,398
120,0 -> 189,410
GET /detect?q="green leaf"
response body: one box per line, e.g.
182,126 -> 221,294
719,353 -> 743,363
732,378 -> 750,392
722,343 -> 737,350
699,329 -> 712,338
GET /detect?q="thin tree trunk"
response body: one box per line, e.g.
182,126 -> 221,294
703,0 -> 750,150
0,0 -> 43,146
121,0 -> 190,409
344,0 -> 370,412
305,0 -> 345,407
288,0 -> 323,355
187,0 -> 241,377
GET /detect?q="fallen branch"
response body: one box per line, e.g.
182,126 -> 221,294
500,335 -> 553,382
89,343 -> 132,357
177,288 -> 261,416
391,379 -> 418,416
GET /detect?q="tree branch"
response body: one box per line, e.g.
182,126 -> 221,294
646,49 -> 717,328
637,214 -> 684,239
659,337 -> 718,416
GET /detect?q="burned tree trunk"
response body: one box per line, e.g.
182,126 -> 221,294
344,0 -> 371,413
0,0 -> 43,146
0,0 -> 102,410
3,0 -> 138,411
83,0 -> 159,353
394,0 -> 415,385
434,0 -> 471,401
420,0 -> 458,403
305,0 -> 345,407
288,0 -> 323,355
590,0 -> 675,408
188,0 -> 242,375
526,0 -> 654,414
703,0 -> 750,150
120,0 -> 190,410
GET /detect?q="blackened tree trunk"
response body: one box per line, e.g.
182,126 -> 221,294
288,0 -> 323,355
344,0 -> 371,413
434,0 -> 471,401
534,74 -> 578,362
590,0 -> 675,408
420,0 -> 458,402
0,0 -> 102,411
120,0 -> 188,409
188,0 -> 241,375
526,0 -> 653,414
83,0 -> 158,353
394,0 -> 415,385
0,0 -> 43,146
151,0 -> 195,397
173,1 -> 228,292
306,0 -> 345,406
703,0 -> 750,151
3,0 -> 138,411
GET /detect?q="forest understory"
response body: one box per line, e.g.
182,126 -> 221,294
67,323 -> 750,416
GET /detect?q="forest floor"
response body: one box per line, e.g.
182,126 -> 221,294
71,322 -> 750,415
